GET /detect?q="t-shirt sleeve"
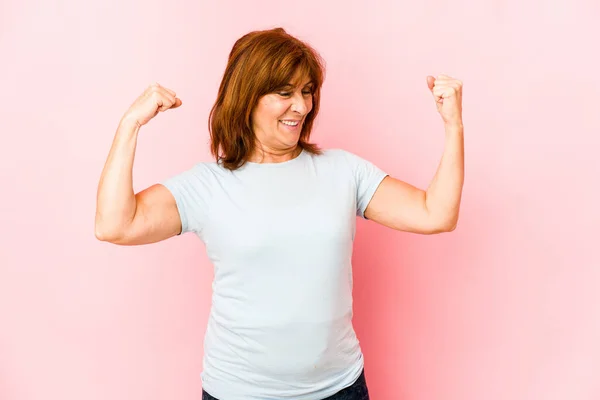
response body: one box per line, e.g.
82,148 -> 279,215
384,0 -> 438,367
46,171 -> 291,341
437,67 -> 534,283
160,163 -> 213,235
341,150 -> 389,219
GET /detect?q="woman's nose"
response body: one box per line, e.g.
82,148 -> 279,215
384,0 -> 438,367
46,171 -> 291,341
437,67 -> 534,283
291,96 -> 308,115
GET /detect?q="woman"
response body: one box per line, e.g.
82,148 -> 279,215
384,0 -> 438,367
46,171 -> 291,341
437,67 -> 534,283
95,27 -> 464,400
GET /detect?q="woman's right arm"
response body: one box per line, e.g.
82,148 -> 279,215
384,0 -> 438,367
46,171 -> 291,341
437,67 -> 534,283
95,83 -> 183,245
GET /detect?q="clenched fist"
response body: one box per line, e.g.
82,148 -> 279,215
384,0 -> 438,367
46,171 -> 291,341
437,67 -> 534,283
427,74 -> 463,127
122,83 -> 182,127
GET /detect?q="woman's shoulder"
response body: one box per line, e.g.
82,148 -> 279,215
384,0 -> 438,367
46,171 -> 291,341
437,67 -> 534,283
315,147 -> 355,160
313,147 -> 366,166
166,159 -> 232,185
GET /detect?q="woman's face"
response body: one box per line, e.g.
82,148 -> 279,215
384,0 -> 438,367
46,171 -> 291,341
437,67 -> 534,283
251,75 -> 314,152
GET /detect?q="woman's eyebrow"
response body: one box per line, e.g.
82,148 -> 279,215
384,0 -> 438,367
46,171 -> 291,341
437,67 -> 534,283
282,81 -> 314,89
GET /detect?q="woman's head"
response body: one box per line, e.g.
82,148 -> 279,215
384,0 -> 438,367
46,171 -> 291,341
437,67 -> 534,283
209,27 -> 325,169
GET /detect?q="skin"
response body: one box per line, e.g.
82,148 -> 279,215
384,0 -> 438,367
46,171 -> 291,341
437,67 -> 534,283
249,74 -> 314,163
364,74 -> 464,234
95,74 -> 464,245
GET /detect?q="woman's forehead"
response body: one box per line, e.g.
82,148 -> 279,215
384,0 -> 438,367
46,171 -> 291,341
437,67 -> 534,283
288,71 -> 313,87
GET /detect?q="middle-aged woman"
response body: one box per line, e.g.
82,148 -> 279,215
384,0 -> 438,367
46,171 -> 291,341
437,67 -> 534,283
95,27 -> 464,400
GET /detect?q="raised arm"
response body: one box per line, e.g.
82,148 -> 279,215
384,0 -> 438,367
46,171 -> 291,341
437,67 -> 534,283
365,75 -> 464,234
95,83 -> 183,245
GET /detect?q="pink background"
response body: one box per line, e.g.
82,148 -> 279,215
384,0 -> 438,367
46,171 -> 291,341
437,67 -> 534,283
1,1 -> 599,399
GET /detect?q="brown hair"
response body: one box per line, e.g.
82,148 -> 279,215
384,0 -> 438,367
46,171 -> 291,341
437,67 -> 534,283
208,27 -> 325,170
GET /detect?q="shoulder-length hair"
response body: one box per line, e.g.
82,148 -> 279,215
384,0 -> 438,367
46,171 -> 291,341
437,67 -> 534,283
208,27 -> 325,170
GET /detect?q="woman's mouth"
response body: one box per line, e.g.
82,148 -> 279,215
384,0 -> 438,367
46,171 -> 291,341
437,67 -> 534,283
279,119 -> 301,131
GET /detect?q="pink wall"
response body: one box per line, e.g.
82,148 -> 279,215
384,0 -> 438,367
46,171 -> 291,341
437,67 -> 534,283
1,1 -> 599,399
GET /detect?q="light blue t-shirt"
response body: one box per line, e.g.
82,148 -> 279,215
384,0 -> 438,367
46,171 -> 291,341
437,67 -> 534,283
161,148 -> 387,400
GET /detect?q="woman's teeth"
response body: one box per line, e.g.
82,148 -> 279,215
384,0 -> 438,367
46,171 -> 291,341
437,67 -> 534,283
280,120 -> 299,126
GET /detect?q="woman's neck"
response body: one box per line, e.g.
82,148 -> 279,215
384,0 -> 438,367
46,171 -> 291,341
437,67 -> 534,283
248,145 -> 301,164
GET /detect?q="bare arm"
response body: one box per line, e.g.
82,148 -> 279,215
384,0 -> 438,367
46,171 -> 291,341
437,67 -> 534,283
364,74 -> 465,234
95,83 -> 183,245
365,124 -> 464,234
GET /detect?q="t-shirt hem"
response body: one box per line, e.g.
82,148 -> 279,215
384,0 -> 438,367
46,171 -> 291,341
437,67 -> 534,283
201,357 -> 365,400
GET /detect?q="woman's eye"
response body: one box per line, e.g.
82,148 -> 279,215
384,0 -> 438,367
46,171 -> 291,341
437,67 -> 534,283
277,90 -> 312,97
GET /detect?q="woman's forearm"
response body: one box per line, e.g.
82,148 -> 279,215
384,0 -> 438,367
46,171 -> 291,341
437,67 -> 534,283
424,123 -> 465,230
95,118 -> 140,239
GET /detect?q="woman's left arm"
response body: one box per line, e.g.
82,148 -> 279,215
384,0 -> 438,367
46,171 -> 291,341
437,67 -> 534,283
364,75 -> 464,234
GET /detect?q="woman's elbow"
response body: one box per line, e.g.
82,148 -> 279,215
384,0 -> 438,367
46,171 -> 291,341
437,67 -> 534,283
95,225 -> 120,242
94,218 -> 126,243
427,215 -> 458,234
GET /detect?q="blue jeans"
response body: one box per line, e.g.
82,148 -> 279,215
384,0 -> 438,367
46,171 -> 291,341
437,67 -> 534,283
202,369 -> 370,400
